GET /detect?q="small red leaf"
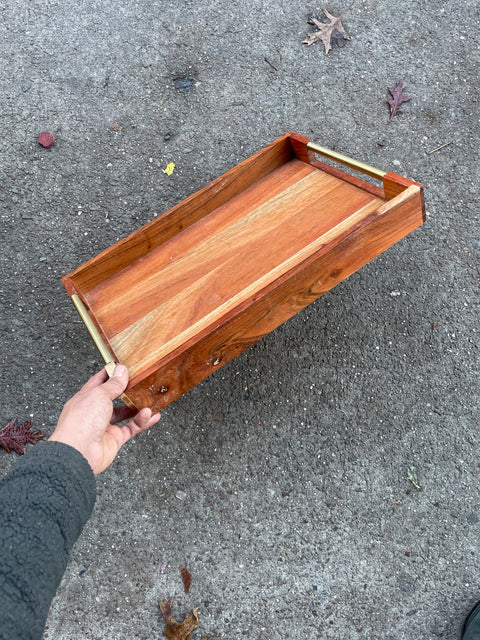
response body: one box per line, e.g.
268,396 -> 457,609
387,81 -> 411,123
0,418 -> 46,455
37,131 -> 55,148
180,566 -> 191,594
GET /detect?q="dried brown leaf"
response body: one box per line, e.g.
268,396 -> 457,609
387,81 -> 411,123
180,566 -> 191,594
159,599 -> 200,640
302,1 -> 354,55
0,418 -> 45,455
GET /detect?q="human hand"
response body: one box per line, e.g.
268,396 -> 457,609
49,365 -> 160,474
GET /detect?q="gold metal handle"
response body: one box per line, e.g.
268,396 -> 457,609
70,294 -> 138,410
306,142 -> 386,180
71,294 -> 115,365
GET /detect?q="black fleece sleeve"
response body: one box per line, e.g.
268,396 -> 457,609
0,441 -> 96,640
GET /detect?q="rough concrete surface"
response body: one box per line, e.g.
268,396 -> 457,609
0,0 -> 479,638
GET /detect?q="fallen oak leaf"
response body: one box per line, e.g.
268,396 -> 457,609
388,81 -> 411,123
159,599 -> 200,640
302,1 -> 354,55
0,418 -> 45,455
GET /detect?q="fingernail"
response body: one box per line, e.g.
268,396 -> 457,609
113,364 -> 127,377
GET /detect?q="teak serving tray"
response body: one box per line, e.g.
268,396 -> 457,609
63,132 -> 425,412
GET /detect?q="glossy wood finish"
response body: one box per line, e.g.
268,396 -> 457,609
63,132 -> 425,411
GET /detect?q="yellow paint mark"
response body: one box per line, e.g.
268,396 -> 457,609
163,162 -> 175,176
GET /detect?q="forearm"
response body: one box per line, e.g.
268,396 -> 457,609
0,441 -> 96,640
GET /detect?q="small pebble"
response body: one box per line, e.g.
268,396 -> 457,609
175,490 -> 187,501
467,513 -> 479,525
37,132 -> 55,148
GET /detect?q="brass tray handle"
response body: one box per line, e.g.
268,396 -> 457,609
70,294 -> 137,409
306,142 -> 386,180
71,294 -> 115,365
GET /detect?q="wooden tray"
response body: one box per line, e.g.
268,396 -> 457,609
62,132 -> 425,411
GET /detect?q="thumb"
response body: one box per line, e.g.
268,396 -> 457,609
102,364 -> 129,400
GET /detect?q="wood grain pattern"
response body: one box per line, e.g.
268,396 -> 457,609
112,189 -> 382,381
62,133 -> 425,411
85,160 -> 317,335
97,169 -> 381,380
125,184 -> 424,411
